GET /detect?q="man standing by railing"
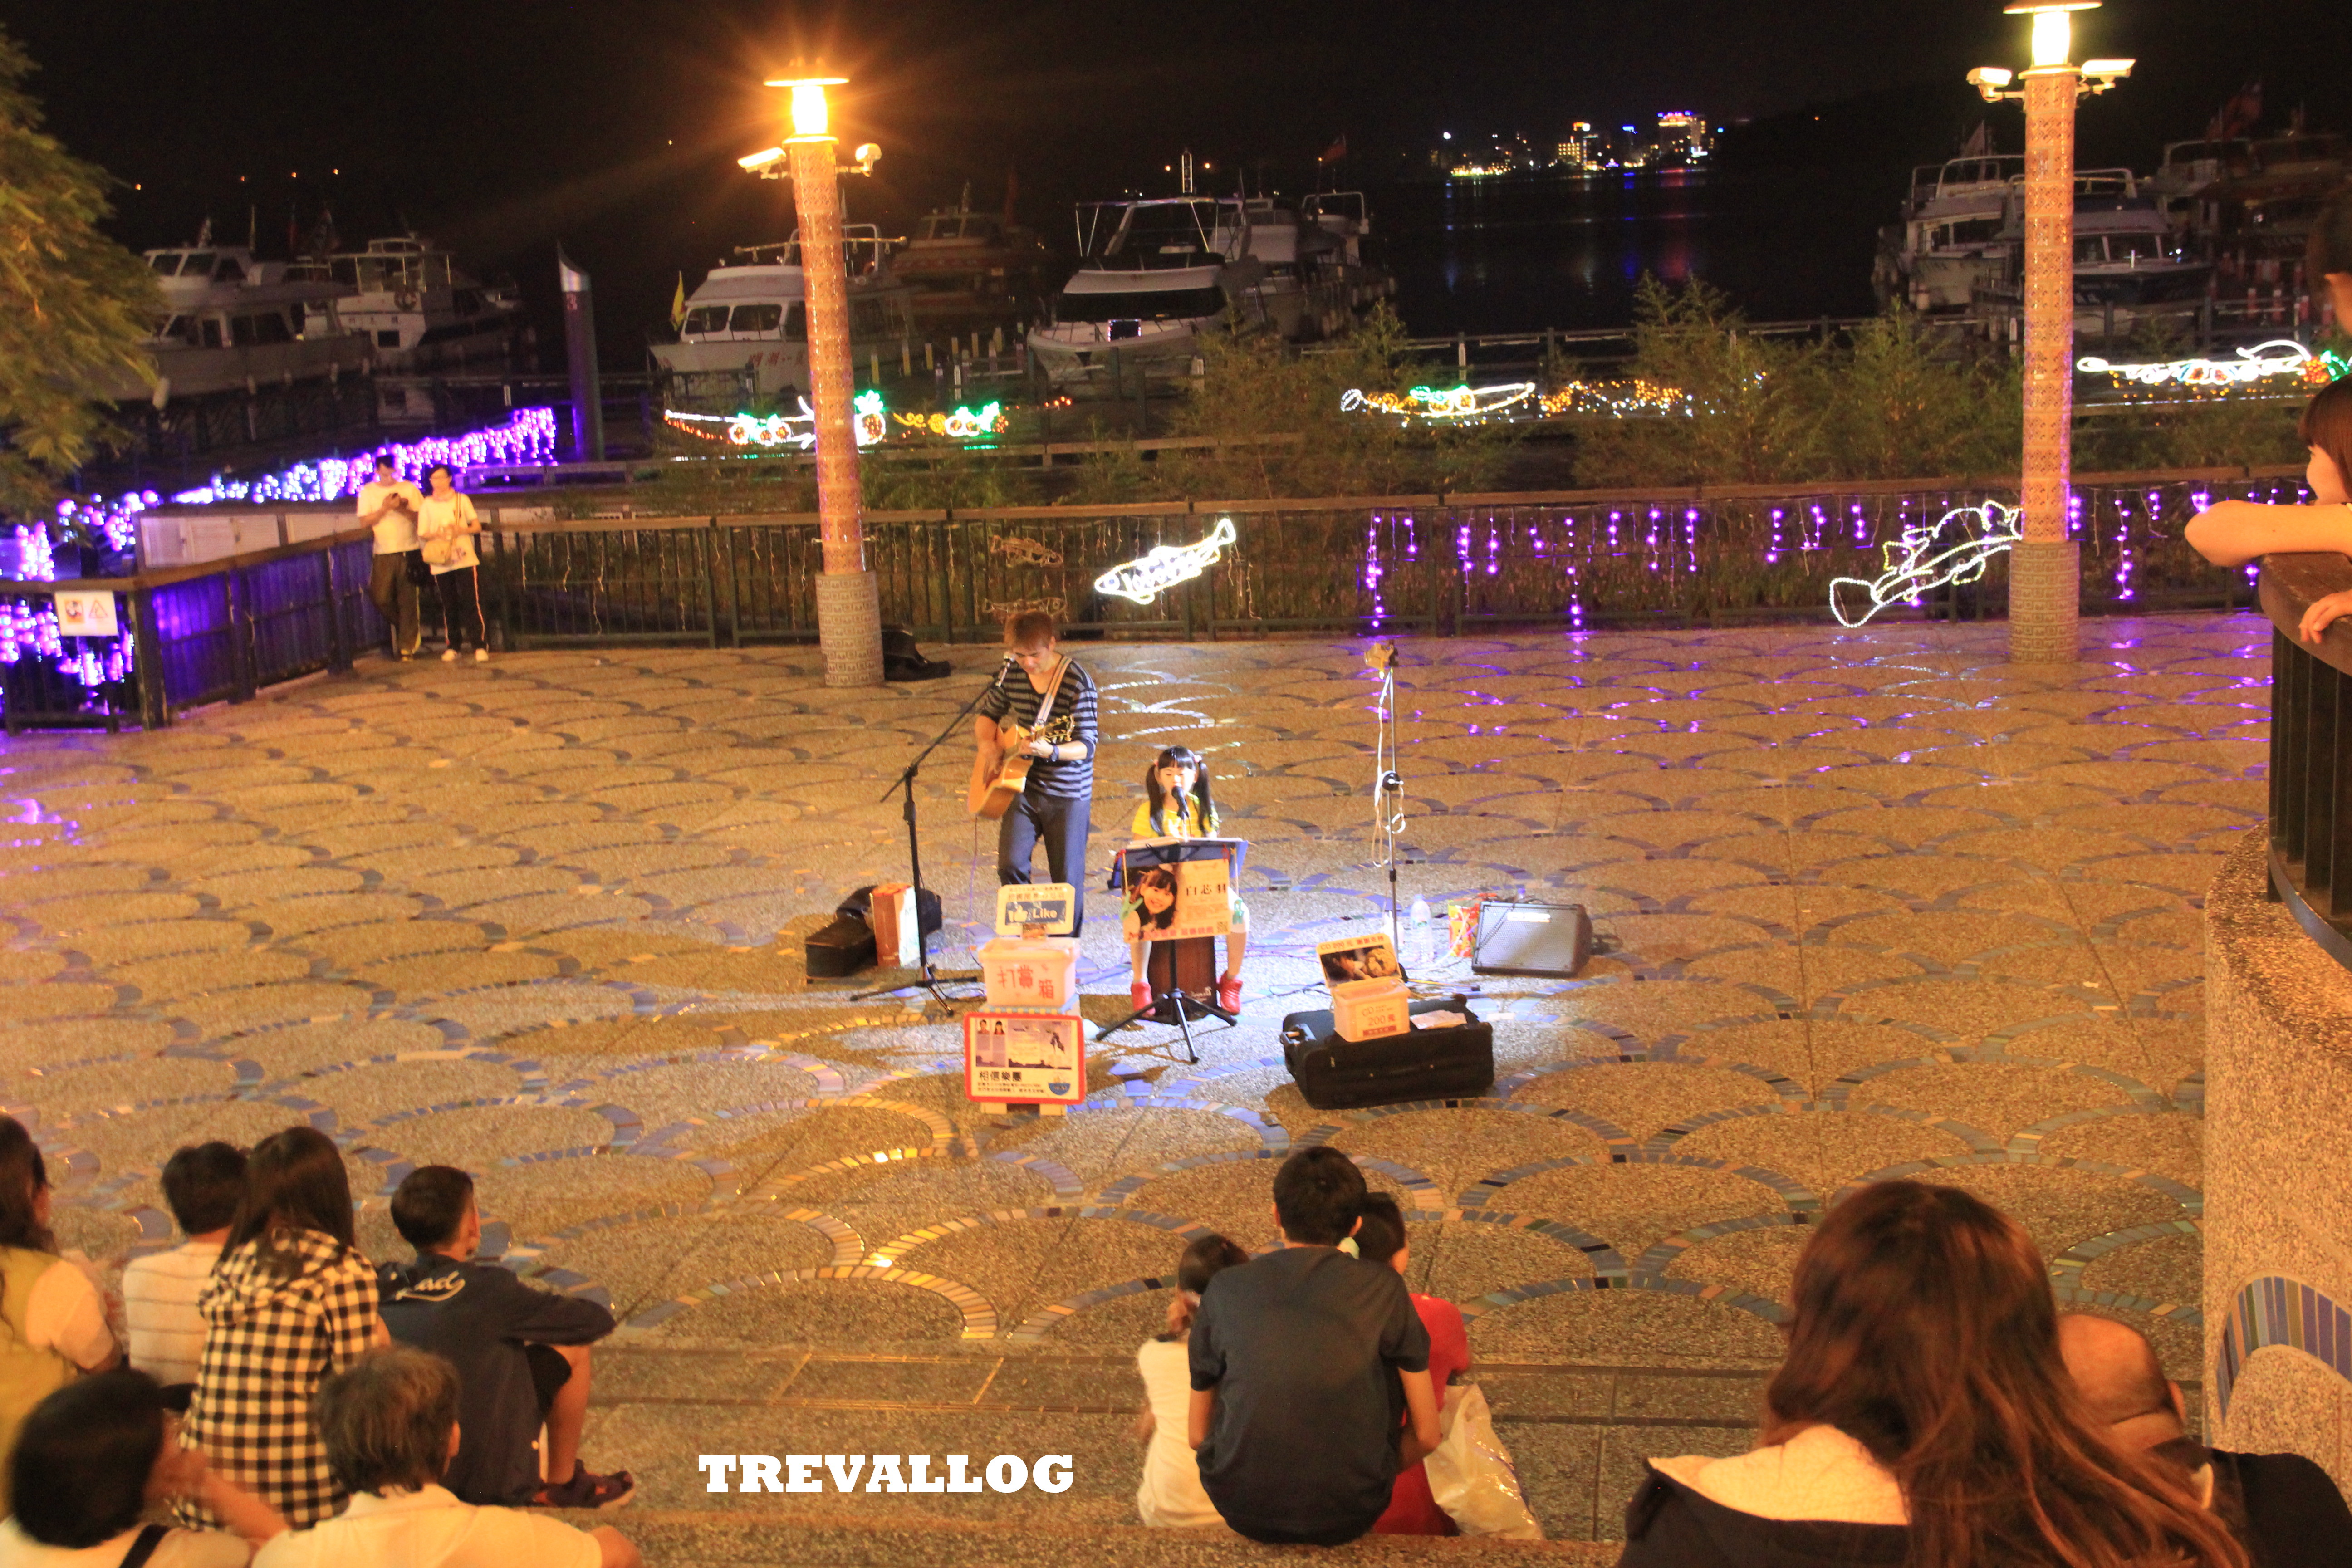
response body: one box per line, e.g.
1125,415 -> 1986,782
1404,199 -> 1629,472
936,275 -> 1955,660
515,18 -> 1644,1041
358,452 -> 424,660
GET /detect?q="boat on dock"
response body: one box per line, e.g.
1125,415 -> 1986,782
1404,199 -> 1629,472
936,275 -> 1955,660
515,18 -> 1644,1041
290,236 -> 524,371
892,195 -> 1053,332
1874,153 -> 2023,312
1026,196 -> 1267,391
106,242 -> 372,404
651,229 -> 918,408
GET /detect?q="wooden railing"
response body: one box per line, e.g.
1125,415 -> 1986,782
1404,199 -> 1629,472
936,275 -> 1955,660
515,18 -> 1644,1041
2259,552 -> 2352,971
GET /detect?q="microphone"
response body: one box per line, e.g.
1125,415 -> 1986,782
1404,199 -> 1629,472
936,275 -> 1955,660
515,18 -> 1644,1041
993,652 -> 1016,689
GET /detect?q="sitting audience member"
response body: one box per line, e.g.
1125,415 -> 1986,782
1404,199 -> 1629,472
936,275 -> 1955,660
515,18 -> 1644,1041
2059,1312 -> 2352,1568
1134,1233 -> 1250,1529
124,1143 -> 247,1400
253,1347 -> 638,1568
1353,1193 -> 1470,1536
181,1128 -> 386,1533
0,1116 -> 118,1514
377,1167 -> 631,1510
1186,1147 -> 1438,1546
1621,1180 -> 2249,1568
0,1369 -> 283,1567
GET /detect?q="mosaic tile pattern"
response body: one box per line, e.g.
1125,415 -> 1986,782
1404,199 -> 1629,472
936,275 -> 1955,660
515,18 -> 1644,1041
0,618 -> 2264,1536
2216,1276 -> 2352,1415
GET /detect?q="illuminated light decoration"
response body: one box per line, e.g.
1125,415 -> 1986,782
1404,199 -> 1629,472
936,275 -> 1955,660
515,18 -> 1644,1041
664,397 -> 884,453
1539,378 -> 1690,417
170,408 -> 559,506
2075,338 -> 2323,391
1341,379 -> 1689,423
892,401 -> 1005,441
1828,501 -> 2023,628
1342,383 -> 1536,421
1093,517 -> 1238,606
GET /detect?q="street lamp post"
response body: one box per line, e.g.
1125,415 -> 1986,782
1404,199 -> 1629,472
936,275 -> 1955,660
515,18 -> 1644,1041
745,75 -> 884,688
1972,5 -> 2133,665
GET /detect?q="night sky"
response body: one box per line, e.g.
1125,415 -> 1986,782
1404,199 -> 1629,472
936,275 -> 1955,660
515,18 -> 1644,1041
7,0 -> 2347,364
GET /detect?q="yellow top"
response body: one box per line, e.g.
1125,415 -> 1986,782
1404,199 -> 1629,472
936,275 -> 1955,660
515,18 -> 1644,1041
1131,794 -> 1218,839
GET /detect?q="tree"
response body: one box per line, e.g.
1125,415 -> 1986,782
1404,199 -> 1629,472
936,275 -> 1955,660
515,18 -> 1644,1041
0,24 -> 159,514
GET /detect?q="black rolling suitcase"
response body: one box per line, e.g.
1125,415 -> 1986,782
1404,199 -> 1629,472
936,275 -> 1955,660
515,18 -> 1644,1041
1279,997 -> 1494,1111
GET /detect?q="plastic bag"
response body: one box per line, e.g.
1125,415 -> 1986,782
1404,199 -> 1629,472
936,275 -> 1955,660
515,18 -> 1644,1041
1423,1382 -> 1543,1540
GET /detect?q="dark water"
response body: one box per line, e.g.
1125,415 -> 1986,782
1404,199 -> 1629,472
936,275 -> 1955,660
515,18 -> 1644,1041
1363,167 -> 1892,337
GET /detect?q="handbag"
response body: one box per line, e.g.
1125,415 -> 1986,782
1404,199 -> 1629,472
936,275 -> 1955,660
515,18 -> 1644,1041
402,549 -> 432,587
1422,1383 -> 1543,1539
421,533 -> 456,566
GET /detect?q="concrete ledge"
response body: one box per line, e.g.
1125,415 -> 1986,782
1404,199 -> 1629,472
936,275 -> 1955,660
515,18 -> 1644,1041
2202,833 -> 2352,1485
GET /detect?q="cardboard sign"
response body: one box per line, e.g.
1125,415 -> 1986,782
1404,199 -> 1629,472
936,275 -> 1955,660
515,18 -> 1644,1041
995,883 -> 1077,936
964,1012 -> 1086,1104
1121,841 -> 1235,943
53,591 -> 118,639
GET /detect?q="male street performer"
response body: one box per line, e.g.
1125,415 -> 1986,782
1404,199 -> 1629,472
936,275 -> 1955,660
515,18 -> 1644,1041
972,611 -> 1098,936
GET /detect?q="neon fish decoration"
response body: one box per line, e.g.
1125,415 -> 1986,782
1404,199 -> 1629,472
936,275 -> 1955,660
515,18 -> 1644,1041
2075,338 -> 2327,390
1093,517 -> 1239,605
1829,501 -> 2022,628
1341,383 -> 1536,420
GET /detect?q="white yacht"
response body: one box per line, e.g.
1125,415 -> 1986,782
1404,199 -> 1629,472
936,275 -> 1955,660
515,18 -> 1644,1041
1026,197 -> 1267,390
294,236 -> 522,368
1968,170 -> 2214,330
651,230 -> 917,407
1873,154 -> 2023,311
1301,190 -> 1396,314
105,243 -> 370,403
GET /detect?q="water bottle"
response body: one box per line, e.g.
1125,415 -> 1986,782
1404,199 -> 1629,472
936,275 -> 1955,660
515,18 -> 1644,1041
1409,896 -> 1432,967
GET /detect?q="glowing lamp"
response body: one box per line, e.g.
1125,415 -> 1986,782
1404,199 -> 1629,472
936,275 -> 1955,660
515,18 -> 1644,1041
737,147 -> 785,172
2029,11 -> 2070,65
765,73 -> 848,140
2001,0 -> 2099,68
1966,66 -> 2014,94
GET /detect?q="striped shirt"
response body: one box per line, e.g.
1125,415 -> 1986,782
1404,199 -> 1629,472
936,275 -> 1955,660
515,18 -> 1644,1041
123,1239 -> 221,1387
979,658 -> 1098,799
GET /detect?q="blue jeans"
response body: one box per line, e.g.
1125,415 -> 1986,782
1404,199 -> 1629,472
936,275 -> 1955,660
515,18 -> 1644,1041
998,792 -> 1090,937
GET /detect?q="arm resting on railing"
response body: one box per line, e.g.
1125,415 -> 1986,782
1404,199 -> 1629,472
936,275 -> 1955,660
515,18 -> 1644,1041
2258,554 -> 2352,671
2184,499 -> 2352,568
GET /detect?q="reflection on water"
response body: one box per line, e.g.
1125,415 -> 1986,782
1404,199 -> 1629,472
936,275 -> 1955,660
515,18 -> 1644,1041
1369,167 -> 1887,336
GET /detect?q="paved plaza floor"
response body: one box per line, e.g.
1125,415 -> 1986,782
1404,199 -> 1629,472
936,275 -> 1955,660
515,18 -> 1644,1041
0,615 -> 2265,1558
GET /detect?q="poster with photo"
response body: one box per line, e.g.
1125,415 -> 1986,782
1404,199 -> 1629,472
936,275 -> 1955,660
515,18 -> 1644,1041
1316,932 -> 1405,988
1117,838 -> 1240,944
963,1012 -> 1086,1104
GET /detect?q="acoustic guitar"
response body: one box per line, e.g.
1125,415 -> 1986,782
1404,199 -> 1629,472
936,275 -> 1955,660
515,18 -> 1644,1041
969,714 -> 1079,819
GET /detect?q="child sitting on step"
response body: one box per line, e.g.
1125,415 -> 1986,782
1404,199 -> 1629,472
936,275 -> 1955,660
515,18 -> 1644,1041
1133,1233 -> 1250,1529
1124,747 -> 1249,1015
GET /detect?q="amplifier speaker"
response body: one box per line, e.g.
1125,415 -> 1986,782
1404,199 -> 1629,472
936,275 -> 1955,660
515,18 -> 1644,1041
1471,901 -> 1592,978
804,915 -> 877,978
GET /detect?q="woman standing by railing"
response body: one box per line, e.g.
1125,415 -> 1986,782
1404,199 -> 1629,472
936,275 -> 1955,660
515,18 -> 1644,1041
417,465 -> 490,662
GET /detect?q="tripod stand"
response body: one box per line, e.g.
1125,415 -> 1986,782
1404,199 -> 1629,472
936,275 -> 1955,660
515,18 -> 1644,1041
850,658 -> 1008,1006
1368,642 -> 1409,960
1091,936 -> 1234,1065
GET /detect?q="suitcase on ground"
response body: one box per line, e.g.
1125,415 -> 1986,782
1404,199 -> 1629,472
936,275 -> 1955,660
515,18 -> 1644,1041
1279,998 -> 1494,1110
803,915 -> 877,978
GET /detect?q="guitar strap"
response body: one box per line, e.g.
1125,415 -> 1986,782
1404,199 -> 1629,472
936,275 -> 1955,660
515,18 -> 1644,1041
1026,656 -> 1067,734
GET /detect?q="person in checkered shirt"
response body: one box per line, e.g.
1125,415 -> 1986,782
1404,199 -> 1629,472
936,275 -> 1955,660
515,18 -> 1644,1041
178,1128 -> 389,1531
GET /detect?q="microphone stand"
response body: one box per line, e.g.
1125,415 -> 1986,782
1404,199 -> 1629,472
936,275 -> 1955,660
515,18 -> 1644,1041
850,656 -> 1011,1006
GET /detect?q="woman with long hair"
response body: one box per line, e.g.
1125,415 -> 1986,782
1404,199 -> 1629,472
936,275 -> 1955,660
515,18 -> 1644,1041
417,464 -> 490,662
2185,376 -> 2352,644
0,1116 -> 118,1514
1621,1180 -> 2248,1568
180,1127 -> 385,1533
1124,746 -> 1250,1014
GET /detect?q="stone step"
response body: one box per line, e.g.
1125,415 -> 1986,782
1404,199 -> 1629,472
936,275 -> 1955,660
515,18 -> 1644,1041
582,1344 -> 1781,1561
612,1511 -> 1621,1567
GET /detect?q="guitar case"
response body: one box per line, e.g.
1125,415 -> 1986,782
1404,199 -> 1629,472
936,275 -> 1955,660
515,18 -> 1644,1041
1279,997 -> 1494,1111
